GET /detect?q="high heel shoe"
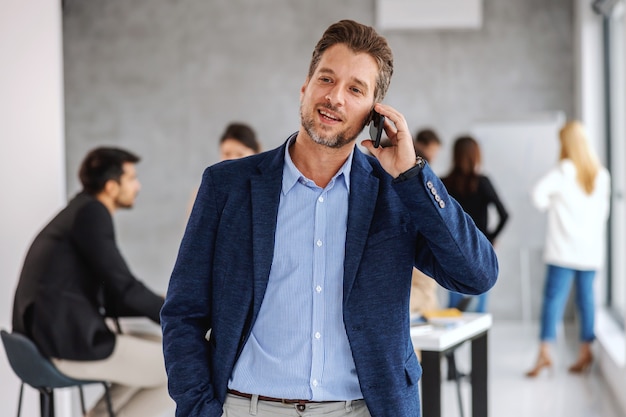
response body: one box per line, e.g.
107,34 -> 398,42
525,356 -> 553,378
568,353 -> 593,374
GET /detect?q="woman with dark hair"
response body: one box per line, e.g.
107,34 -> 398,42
187,122 -> 262,216
442,135 -> 509,312
219,122 -> 261,161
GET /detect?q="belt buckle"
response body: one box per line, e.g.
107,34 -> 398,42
281,398 -> 307,411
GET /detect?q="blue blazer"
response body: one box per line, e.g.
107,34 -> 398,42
161,140 -> 498,417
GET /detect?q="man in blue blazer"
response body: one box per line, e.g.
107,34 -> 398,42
161,20 -> 498,417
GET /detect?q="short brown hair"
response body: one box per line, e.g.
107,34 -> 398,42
308,20 -> 394,103
415,129 -> 441,146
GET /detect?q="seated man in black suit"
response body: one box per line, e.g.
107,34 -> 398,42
12,147 -> 174,417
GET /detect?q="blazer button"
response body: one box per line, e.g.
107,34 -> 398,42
439,200 -> 446,208
426,181 -> 433,189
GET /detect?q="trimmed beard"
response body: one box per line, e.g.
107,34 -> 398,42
300,103 -> 368,149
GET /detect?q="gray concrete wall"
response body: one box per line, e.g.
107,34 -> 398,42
61,0 -> 575,318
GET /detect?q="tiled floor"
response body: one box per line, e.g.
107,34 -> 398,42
434,320 -> 623,417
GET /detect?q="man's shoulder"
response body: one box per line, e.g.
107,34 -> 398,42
34,193 -> 103,233
205,143 -> 285,181
69,193 -> 109,219
60,193 -> 113,235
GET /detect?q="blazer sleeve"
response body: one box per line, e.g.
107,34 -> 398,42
72,201 -> 164,323
393,165 -> 499,295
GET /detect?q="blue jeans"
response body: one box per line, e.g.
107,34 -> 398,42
539,264 -> 596,342
448,291 -> 488,313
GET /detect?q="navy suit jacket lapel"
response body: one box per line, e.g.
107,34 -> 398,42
250,145 -> 285,321
343,150 -> 378,303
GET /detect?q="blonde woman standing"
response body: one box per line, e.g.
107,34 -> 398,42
526,120 -> 611,377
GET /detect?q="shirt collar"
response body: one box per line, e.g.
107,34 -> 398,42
282,134 -> 353,194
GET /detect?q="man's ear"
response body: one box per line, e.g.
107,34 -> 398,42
300,77 -> 310,100
102,179 -> 119,197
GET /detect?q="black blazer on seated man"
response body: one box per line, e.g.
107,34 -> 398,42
12,191 -> 163,360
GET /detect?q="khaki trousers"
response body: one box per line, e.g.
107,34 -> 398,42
222,393 -> 371,417
53,333 -> 174,417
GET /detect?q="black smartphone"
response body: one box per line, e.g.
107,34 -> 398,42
369,109 -> 385,148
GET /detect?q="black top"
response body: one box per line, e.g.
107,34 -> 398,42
12,192 -> 163,360
442,175 -> 509,243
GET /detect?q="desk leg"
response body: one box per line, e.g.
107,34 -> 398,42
421,351 -> 441,417
471,332 -> 488,417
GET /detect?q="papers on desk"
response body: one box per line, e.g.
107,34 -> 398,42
411,308 -> 466,333
422,308 -> 463,320
410,314 -> 434,334
426,317 -> 464,329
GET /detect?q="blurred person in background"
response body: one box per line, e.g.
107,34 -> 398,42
187,122 -> 261,214
440,135 -> 509,381
442,135 -> 509,312
413,128 -> 441,165
219,122 -> 261,161
12,147 -> 173,417
525,120 -> 610,377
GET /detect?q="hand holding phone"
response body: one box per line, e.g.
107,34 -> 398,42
369,109 -> 385,148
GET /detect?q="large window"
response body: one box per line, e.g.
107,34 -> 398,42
606,7 -> 625,321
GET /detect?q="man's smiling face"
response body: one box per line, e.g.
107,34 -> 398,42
299,43 -> 379,149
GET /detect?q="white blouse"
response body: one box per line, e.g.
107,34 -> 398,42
531,159 -> 611,270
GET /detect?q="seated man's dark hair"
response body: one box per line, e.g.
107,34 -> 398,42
79,147 -> 140,195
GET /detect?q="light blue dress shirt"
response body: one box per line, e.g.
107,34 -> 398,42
228,137 -> 362,401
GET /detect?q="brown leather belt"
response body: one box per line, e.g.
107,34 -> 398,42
227,389 -> 321,405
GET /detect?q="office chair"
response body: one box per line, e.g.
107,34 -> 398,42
1,329 -> 115,417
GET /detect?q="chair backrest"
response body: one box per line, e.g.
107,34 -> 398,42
1,329 -> 91,389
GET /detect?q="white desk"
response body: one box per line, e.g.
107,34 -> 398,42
412,313 -> 492,417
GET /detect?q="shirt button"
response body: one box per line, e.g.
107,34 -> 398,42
316,285 -> 322,293
316,240 -> 322,247
318,196 -> 324,203
313,379 -> 319,387
315,332 -> 321,339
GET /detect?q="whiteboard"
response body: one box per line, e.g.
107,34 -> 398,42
471,112 -> 565,248
468,112 -> 566,320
